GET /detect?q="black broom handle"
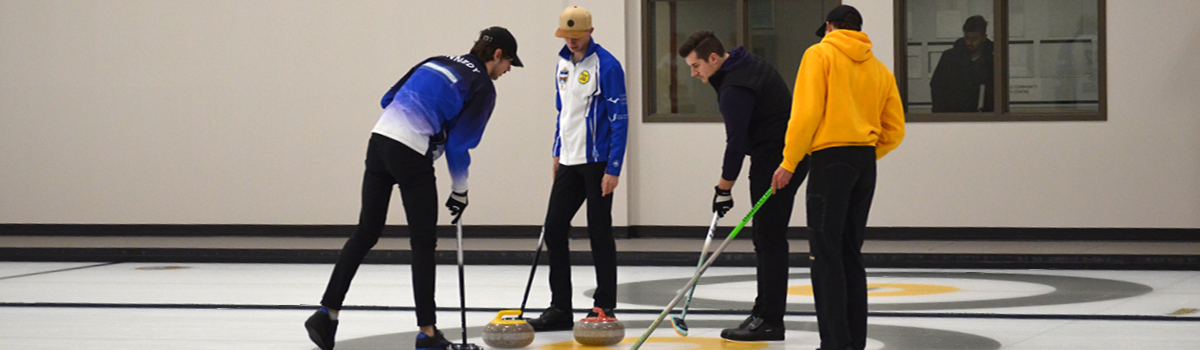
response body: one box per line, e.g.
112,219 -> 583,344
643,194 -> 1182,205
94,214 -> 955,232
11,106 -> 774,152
518,227 -> 545,319
456,219 -> 467,345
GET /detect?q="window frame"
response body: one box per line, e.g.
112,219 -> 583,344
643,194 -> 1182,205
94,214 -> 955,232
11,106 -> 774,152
894,0 -> 1107,122
641,0 -> 840,123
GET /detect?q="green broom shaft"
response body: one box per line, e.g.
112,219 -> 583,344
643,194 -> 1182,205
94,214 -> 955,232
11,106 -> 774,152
629,190 -> 773,350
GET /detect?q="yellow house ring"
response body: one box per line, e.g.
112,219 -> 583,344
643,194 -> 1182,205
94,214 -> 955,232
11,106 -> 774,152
789,283 -> 960,297
542,336 -> 768,350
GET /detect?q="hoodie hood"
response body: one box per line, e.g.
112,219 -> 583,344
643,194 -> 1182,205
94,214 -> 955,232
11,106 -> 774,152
822,30 -> 873,63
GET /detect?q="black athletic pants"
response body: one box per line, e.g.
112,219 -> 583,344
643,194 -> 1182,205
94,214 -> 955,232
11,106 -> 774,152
806,146 -> 877,350
321,133 -> 441,327
543,162 -> 617,311
747,146 -> 806,326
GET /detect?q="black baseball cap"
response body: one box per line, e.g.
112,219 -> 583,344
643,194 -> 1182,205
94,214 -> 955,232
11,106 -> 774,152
815,5 -> 863,38
480,26 -> 523,67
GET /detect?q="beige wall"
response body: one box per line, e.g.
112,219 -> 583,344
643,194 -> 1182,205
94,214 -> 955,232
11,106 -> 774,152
0,0 -> 623,226
631,0 -> 1200,229
2,0 -> 1198,229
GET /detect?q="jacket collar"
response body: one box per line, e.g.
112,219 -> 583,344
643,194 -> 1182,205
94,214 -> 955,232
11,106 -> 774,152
718,46 -> 749,72
558,39 -> 601,61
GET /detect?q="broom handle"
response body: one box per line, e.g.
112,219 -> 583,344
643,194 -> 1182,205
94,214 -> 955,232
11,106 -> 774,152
456,219 -> 468,345
679,212 -> 719,320
629,190 -> 773,350
518,227 -> 545,319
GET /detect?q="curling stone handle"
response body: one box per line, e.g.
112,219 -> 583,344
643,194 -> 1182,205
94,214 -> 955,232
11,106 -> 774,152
494,309 -> 522,322
589,307 -> 616,321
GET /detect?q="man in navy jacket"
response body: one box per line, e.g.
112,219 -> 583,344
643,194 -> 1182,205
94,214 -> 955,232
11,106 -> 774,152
680,30 -> 807,341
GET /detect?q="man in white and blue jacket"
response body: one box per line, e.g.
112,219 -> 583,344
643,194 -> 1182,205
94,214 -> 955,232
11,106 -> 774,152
527,6 -> 629,331
305,27 -> 522,350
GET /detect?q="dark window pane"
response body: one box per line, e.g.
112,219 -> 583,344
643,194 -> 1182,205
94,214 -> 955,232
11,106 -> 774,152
644,0 -> 827,121
905,0 -> 995,114
746,0 -> 825,97
647,0 -> 735,116
1008,0 -> 1100,113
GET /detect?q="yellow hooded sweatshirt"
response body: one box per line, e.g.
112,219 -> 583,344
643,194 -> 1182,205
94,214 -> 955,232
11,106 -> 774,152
780,29 -> 905,172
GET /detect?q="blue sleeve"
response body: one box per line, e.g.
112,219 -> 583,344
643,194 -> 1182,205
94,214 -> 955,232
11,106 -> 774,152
382,87 -> 397,108
717,87 -> 755,182
382,78 -> 402,108
381,57 -> 433,108
444,87 -> 496,193
553,83 -> 562,158
601,61 -> 628,176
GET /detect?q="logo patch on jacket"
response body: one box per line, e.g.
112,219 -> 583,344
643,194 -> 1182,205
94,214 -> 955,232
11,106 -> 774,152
558,68 -> 570,88
578,70 -> 590,84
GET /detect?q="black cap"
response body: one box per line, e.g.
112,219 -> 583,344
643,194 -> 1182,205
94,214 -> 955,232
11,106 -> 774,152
815,5 -> 863,38
480,26 -> 523,67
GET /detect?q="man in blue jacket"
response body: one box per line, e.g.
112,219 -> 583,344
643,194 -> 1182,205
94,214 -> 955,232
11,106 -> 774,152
304,26 -> 522,350
527,6 -> 629,331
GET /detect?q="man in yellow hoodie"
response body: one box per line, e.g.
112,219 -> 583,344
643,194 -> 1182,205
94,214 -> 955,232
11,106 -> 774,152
770,5 -> 904,350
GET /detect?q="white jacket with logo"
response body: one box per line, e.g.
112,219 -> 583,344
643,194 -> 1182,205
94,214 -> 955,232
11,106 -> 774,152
554,40 -> 628,176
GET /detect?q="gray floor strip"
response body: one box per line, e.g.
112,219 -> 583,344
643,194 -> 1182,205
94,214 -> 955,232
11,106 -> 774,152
2,302 -> 1197,322
0,262 -> 118,280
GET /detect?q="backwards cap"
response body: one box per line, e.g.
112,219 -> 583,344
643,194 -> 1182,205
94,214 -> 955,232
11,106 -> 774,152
480,26 -> 523,67
815,5 -> 863,37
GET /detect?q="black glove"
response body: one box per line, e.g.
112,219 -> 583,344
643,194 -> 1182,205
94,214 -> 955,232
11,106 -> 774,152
713,186 -> 733,218
445,191 -> 468,224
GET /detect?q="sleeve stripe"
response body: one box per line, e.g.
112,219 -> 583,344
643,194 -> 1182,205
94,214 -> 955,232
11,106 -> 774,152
422,62 -> 460,84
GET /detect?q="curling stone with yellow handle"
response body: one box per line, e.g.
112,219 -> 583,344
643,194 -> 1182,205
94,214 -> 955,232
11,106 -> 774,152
483,309 -> 536,348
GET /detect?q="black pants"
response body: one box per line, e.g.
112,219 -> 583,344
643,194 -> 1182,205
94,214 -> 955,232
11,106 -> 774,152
806,146 -> 877,350
543,162 -> 617,311
747,147 -> 807,326
321,133 -> 441,327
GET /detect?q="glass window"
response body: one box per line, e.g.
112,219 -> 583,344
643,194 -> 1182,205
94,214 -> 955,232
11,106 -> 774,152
1008,0 -> 1101,114
896,0 -> 1106,121
905,0 -> 994,114
647,0 -> 735,118
644,0 -> 834,122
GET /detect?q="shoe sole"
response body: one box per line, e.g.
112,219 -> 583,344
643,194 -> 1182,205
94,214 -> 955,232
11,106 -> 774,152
720,337 -> 786,342
305,325 -> 332,350
719,330 -> 784,342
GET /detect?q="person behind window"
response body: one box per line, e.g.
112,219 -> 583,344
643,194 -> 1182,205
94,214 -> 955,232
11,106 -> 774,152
930,15 -> 994,112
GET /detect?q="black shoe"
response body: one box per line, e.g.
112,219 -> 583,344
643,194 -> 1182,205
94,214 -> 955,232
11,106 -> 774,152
304,309 -> 338,350
720,315 -> 784,341
585,307 -> 616,318
526,306 -> 574,331
415,328 -> 451,350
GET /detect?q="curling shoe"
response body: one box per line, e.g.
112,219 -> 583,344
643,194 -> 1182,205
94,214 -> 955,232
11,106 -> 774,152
304,308 -> 338,350
720,315 -> 784,341
416,328 -> 451,350
527,306 -> 574,331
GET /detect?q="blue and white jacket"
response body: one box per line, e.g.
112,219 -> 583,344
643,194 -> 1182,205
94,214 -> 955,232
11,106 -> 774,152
373,54 -> 496,192
554,40 -> 628,176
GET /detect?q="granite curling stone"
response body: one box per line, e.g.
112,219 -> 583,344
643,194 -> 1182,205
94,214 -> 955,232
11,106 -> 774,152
573,307 -> 624,346
483,310 -> 535,348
